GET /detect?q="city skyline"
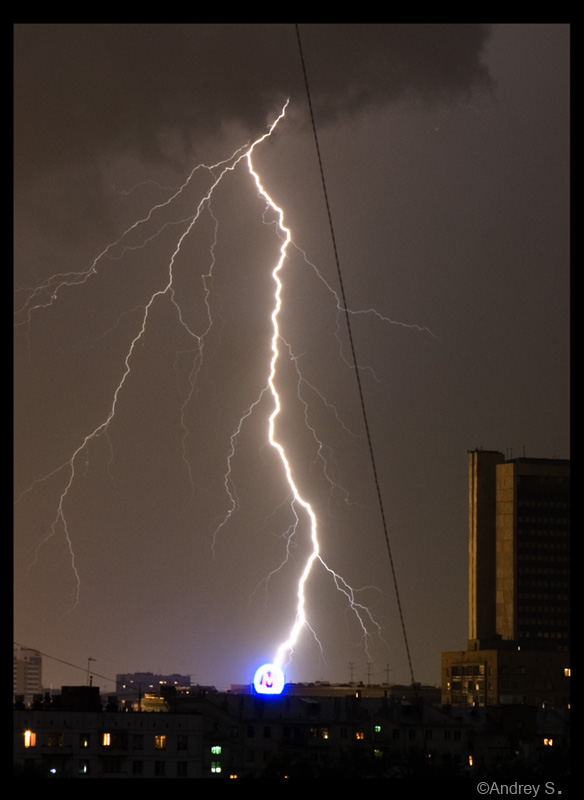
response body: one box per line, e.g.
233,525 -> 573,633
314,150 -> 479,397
14,24 -> 570,694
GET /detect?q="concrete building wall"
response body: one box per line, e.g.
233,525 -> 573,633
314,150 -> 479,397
496,459 -> 570,644
14,709 -> 204,779
442,647 -> 570,708
496,462 -> 517,641
468,450 -> 505,641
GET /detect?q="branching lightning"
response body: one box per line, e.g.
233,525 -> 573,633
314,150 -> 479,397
15,100 -> 429,677
219,104 -> 388,675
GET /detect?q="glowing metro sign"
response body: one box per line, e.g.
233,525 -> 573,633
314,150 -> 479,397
253,663 -> 285,695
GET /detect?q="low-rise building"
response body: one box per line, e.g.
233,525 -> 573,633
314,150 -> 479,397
14,684 -> 569,779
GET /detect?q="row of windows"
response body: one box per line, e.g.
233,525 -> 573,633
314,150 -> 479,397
24,758 -> 197,778
516,551 -> 569,561
518,618 -> 570,627
517,498 -> 569,506
450,679 -> 484,692
247,725 -> 370,741
23,731 -> 190,750
26,725 -> 375,749
244,728 -> 459,749
517,523 -> 570,532
450,665 -> 485,677
24,725 -> 471,752
96,759 -> 191,777
519,592 -> 569,600
516,524 -> 569,533
517,524 -> 569,533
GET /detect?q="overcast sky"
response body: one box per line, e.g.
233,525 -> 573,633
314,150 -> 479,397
14,24 -> 570,693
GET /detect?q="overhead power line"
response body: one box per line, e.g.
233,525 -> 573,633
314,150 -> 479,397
295,23 -> 415,687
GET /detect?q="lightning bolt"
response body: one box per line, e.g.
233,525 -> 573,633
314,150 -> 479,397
231,107 -> 386,675
17,109 -> 289,608
15,99 -> 421,676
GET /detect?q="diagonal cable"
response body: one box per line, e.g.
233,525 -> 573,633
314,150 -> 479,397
295,23 -> 415,687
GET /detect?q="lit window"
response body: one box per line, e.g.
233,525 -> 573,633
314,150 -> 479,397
211,761 -> 222,774
355,731 -> 365,740
374,725 -> 382,733
469,755 -> 474,767
564,668 -> 571,677
24,730 -> 36,748
102,732 -> 111,747
155,734 -> 167,750
211,745 -> 222,755
544,738 -> 554,747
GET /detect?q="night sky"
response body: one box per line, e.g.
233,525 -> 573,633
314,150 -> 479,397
14,24 -> 570,694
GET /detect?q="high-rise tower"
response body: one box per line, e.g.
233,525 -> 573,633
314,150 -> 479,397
442,450 -> 570,707
13,647 -> 42,705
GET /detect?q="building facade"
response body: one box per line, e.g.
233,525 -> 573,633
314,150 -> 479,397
443,451 -> 570,707
14,704 -> 204,778
442,646 -> 570,708
14,685 -> 570,779
13,648 -> 43,707
495,457 -> 570,646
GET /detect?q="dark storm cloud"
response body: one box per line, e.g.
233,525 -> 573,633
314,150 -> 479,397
14,23 -> 493,181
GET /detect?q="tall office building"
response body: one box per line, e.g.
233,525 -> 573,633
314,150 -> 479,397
13,647 -> 42,705
469,451 -> 570,648
442,451 -> 570,707
468,449 -> 505,643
